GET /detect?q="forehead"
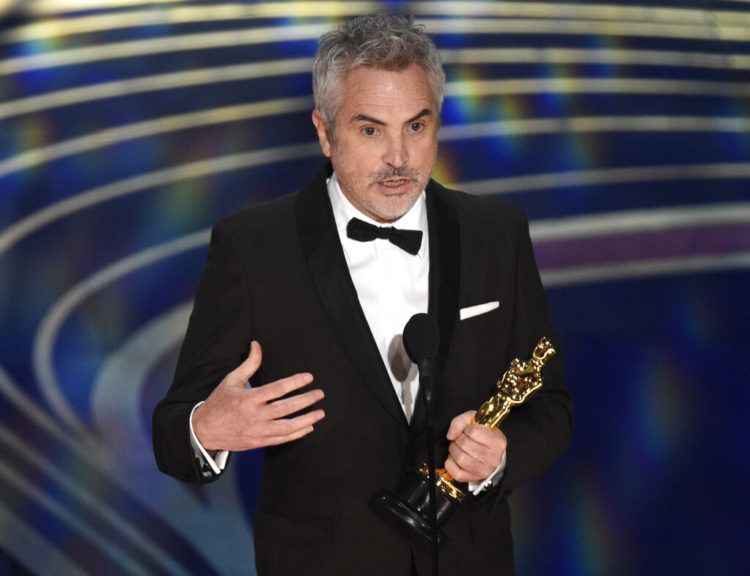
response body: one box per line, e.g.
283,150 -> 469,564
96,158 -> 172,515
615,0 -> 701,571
337,64 -> 437,120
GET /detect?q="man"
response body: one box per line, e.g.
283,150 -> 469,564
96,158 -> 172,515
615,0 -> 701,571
153,13 -> 572,576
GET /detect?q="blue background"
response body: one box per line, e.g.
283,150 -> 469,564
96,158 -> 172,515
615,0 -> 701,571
1,1 -> 748,574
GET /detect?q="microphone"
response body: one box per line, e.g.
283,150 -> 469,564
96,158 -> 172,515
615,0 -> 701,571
403,313 -> 439,379
402,312 -> 441,575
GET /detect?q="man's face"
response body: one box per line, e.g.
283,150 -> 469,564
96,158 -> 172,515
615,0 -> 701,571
312,63 -> 439,223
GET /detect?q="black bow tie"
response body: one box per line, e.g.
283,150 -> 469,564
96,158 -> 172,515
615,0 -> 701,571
346,217 -> 423,255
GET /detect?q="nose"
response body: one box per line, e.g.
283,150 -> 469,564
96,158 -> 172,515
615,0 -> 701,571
382,133 -> 408,168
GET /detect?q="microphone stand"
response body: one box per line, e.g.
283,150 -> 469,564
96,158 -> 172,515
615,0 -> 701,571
417,358 -> 439,576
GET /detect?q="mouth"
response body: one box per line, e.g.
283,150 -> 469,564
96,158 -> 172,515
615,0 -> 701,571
377,178 -> 413,192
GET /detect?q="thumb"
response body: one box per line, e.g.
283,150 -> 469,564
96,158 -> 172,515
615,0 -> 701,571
446,410 -> 476,441
229,341 -> 263,386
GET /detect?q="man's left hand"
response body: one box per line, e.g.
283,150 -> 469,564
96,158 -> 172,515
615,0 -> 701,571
444,410 -> 507,483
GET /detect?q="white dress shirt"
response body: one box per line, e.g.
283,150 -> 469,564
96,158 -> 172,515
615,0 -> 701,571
327,172 -> 429,421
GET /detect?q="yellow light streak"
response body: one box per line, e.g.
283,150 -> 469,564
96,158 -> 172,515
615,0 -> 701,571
0,57 -> 313,121
4,36 -> 750,77
3,2 -> 750,44
1,2 -> 380,43
459,162 -> 750,196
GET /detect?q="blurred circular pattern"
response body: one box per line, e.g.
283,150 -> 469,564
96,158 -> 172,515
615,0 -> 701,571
0,1 -> 748,574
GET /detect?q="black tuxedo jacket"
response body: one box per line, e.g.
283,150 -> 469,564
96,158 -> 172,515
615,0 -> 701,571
153,164 -> 573,576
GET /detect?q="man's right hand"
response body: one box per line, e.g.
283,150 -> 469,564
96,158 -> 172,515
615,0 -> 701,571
192,341 -> 325,452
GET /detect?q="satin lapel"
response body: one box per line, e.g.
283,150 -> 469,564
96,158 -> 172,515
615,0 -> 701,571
296,166 -> 409,428
410,180 -> 461,433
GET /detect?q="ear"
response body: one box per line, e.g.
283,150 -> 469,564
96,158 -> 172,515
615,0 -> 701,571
312,109 -> 332,158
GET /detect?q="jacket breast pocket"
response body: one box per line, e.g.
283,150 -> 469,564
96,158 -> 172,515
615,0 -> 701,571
459,300 -> 500,321
456,299 -> 506,341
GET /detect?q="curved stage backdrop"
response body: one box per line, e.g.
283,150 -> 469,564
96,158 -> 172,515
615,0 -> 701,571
1,1 -> 748,575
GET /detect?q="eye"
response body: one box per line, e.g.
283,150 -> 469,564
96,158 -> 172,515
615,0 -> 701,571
361,126 -> 378,137
410,122 -> 425,133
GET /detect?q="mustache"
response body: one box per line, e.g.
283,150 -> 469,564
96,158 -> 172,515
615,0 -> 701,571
371,166 -> 420,181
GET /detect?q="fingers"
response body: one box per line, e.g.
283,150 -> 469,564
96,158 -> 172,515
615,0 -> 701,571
256,409 -> 326,447
444,450 -> 492,484
264,387 -> 325,420
243,370 -> 324,449
444,423 -> 506,483
229,343 -> 319,406
253,371 -> 316,404
227,343 -> 316,403
448,432 -> 492,471
460,422 -> 504,448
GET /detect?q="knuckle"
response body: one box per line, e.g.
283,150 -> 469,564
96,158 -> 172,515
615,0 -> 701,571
453,451 -> 468,468
267,400 -> 287,419
272,420 -> 293,437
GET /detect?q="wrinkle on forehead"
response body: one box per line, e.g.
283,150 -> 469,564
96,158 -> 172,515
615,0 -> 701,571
340,64 -> 437,125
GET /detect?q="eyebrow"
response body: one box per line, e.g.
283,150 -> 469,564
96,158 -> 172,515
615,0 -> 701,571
350,108 -> 434,126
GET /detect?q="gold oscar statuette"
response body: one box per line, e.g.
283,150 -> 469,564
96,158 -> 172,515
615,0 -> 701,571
372,337 -> 556,545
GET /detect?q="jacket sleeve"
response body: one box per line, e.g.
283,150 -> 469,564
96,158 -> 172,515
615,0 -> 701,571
494,209 -> 573,497
152,218 -> 253,483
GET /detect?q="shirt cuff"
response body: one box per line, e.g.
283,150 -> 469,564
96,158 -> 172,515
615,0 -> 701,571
189,401 -> 230,477
468,450 -> 507,495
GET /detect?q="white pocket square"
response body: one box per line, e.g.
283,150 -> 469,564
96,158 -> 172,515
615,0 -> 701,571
459,301 -> 500,320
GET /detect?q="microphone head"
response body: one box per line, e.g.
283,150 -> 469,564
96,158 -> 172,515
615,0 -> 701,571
403,313 -> 439,363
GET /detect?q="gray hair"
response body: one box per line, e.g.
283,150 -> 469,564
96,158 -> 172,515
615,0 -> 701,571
312,13 -> 445,129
